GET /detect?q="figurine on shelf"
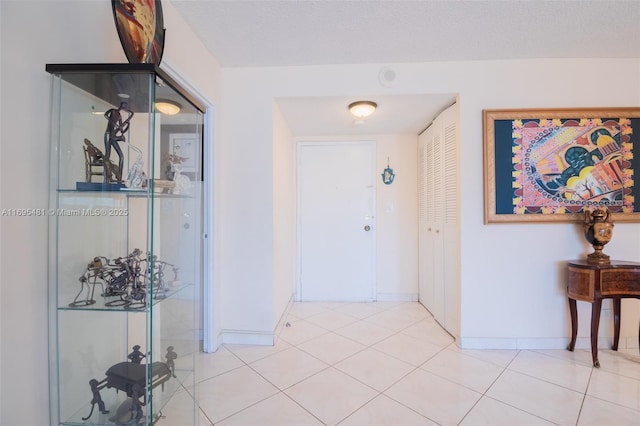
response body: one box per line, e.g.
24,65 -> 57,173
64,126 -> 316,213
163,152 -> 192,194
82,378 -> 109,420
70,249 -> 180,308
104,101 -> 134,184
127,260 -> 146,309
165,346 -> 177,378
128,345 -> 146,364
129,384 -> 144,425
151,257 -> 180,297
583,208 -> 614,265
88,349 -> 172,424
125,143 -> 147,189
70,256 -> 107,307
110,384 -> 143,426
163,153 -> 188,181
104,249 -> 142,308
171,162 -> 192,195
83,138 -> 120,183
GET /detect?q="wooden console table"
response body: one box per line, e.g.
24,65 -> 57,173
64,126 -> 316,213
567,259 -> 640,367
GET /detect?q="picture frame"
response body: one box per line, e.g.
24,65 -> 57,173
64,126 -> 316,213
169,133 -> 199,173
483,107 -> 640,224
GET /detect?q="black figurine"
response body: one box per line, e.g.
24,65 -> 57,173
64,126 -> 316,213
127,345 -> 145,364
84,354 -> 172,424
165,346 -> 177,378
103,101 -> 133,183
129,384 -> 144,425
82,378 -> 109,420
110,384 -> 143,426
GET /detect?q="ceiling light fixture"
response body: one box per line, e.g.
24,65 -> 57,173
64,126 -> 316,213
348,101 -> 377,119
155,99 -> 182,115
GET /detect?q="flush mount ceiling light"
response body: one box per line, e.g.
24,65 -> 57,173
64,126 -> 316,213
155,99 -> 181,115
348,101 -> 377,119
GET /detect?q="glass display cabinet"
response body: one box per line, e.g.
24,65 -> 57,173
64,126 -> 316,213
46,64 -> 204,425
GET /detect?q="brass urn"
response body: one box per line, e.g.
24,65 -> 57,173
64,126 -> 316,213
583,208 -> 614,265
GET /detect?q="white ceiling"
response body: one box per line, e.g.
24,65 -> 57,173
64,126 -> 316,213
171,0 -> 640,135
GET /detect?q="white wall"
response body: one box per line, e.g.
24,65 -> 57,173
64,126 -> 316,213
375,134 -> 419,300
217,75 -> 275,342
273,102 -> 296,329
454,59 -> 640,349
219,58 -> 640,350
0,1 -> 221,423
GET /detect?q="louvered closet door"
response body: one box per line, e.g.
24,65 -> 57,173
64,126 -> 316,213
431,127 -> 446,322
417,134 -> 432,310
417,103 -> 459,335
418,124 -> 444,321
442,106 -> 460,335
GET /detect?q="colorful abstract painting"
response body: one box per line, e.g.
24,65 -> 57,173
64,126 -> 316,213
483,109 -> 640,223
513,118 -> 633,214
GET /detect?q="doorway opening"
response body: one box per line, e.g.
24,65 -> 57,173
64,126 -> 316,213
297,141 -> 377,302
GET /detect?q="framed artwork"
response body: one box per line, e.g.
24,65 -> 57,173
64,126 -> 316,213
483,108 -> 640,223
169,133 -> 199,173
112,0 -> 165,65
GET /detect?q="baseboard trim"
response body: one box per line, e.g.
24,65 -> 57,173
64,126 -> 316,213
274,294 -> 295,341
376,293 -> 419,302
221,330 -> 274,346
457,336 -> 624,350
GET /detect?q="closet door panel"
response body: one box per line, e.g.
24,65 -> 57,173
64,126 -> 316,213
417,135 -> 432,309
442,108 -> 460,336
417,103 -> 460,337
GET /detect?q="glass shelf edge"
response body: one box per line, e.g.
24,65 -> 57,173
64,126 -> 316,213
57,283 -> 195,312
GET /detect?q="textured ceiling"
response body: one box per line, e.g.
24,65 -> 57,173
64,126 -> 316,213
171,0 -> 640,135
173,0 -> 640,67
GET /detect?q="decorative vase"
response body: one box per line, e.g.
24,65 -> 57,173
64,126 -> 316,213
583,208 -> 614,265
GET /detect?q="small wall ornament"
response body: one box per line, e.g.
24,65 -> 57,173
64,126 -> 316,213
583,208 -> 614,265
381,157 -> 395,185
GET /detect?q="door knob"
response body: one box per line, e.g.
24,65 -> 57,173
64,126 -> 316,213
364,225 -> 371,231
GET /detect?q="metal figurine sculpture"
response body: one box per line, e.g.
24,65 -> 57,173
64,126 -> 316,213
165,346 -> 177,378
70,256 -> 108,307
148,255 -> 179,299
84,343 -> 173,423
82,378 -> 110,420
104,249 -> 145,308
83,138 -> 120,183
127,257 -> 147,309
128,345 -> 146,364
104,101 -> 134,184
73,248 -> 179,309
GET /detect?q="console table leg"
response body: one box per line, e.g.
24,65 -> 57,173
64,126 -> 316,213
612,298 -> 621,351
591,298 -> 602,368
567,297 -> 578,351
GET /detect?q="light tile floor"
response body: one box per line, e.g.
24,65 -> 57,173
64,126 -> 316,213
193,302 -> 640,425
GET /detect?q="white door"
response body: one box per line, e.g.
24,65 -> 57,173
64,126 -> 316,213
298,141 -> 376,301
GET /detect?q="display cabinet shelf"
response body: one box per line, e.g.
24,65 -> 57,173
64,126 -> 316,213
47,64 -> 203,425
58,283 -> 194,312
